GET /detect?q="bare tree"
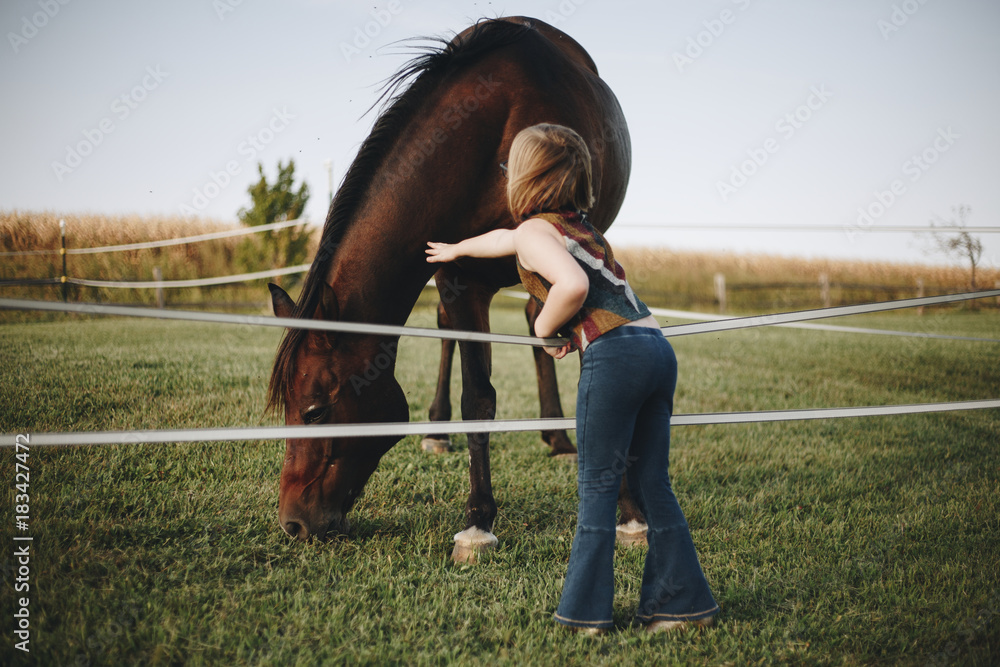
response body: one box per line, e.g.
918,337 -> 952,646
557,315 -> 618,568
925,205 -> 983,289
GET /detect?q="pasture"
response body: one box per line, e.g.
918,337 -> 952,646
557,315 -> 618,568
1,296 -> 998,665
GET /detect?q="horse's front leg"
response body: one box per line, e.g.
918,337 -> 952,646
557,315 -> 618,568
439,271 -> 499,563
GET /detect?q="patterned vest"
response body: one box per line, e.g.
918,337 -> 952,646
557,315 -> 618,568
516,210 -> 651,351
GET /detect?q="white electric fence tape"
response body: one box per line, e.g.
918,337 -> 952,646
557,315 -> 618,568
611,223 -> 1000,233
0,297 -> 564,346
6,219 -> 996,257
499,290 -> 1000,343
660,290 -> 1000,337
2,291 -> 998,448
2,400 -> 998,447
66,264 -> 312,289
4,289 -> 999,346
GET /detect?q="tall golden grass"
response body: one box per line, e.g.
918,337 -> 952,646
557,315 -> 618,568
1,210 -> 318,308
614,246 -> 998,311
2,210 -> 995,313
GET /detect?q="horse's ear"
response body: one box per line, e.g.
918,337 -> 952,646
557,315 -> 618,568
268,283 -> 295,319
316,282 -> 339,321
304,283 -> 339,350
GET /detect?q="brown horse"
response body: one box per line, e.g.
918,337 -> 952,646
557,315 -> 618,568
267,16 -> 643,557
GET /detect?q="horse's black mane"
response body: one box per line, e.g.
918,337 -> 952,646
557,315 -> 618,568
267,18 -> 533,413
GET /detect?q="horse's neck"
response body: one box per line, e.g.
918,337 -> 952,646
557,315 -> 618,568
323,212 -> 437,325
320,64 -> 509,323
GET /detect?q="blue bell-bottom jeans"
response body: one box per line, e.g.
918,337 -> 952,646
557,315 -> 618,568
554,326 -> 719,630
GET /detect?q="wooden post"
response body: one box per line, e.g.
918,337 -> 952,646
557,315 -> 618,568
153,267 -> 165,309
916,278 -> 925,316
59,219 -> 67,302
714,273 -> 726,314
819,273 -> 831,308
995,280 -> 1000,309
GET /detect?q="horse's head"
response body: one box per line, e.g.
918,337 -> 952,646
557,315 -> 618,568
268,283 -> 409,541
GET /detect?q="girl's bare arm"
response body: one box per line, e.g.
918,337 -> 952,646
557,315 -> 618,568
425,229 -> 516,263
426,220 -> 588,358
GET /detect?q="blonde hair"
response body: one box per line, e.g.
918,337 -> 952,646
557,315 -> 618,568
506,124 -> 594,220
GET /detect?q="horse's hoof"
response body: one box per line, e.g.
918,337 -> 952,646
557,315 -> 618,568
554,452 -> 578,462
616,519 -> 648,546
543,432 -> 577,457
421,437 -> 452,454
451,527 -> 498,564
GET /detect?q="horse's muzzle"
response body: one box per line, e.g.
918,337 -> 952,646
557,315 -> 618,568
280,512 -> 349,541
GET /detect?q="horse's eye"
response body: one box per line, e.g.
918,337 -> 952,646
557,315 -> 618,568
302,405 -> 329,424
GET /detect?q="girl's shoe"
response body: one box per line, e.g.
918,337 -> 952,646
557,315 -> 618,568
579,627 -> 608,636
564,625 -> 608,636
646,616 -> 715,634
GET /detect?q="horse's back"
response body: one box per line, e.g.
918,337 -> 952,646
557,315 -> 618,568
452,16 -> 599,75
454,17 -> 630,235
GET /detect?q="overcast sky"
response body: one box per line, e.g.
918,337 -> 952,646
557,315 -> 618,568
2,0 -> 998,268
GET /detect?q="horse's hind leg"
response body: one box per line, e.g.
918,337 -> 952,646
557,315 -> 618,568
524,299 -> 648,543
616,477 -> 648,546
524,298 -> 577,457
421,298 -> 455,454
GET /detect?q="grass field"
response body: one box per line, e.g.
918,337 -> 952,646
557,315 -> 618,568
1,299 -> 998,665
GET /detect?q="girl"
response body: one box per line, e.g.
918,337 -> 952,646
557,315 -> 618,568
426,123 -> 718,634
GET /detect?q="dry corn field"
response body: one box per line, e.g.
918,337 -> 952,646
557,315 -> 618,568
2,210 -> 996,314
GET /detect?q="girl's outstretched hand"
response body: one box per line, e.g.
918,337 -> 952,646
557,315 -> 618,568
426,241 -> 459,263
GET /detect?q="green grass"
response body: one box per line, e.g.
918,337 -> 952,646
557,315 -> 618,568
1,304 -> 998,665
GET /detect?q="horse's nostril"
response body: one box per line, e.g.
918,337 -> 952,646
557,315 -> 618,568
284,521 -> 304,539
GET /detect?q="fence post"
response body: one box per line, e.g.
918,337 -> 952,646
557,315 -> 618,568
819,273 -> 831,308
995,280 -> 1000,309
324,158 -> 333,204
153,267 -> 165,309
59,219 -> 67,302
916,278 -> 925,316
714,273 -> 726,314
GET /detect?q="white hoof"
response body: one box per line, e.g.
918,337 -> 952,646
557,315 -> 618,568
451,527 -> 498,563
421,437 -> 452,454
616,519 -> 648,546
554,452 -> 578,462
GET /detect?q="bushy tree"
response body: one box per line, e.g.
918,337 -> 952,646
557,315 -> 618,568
926,205 -> 983,289
237,160 -> 311,284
